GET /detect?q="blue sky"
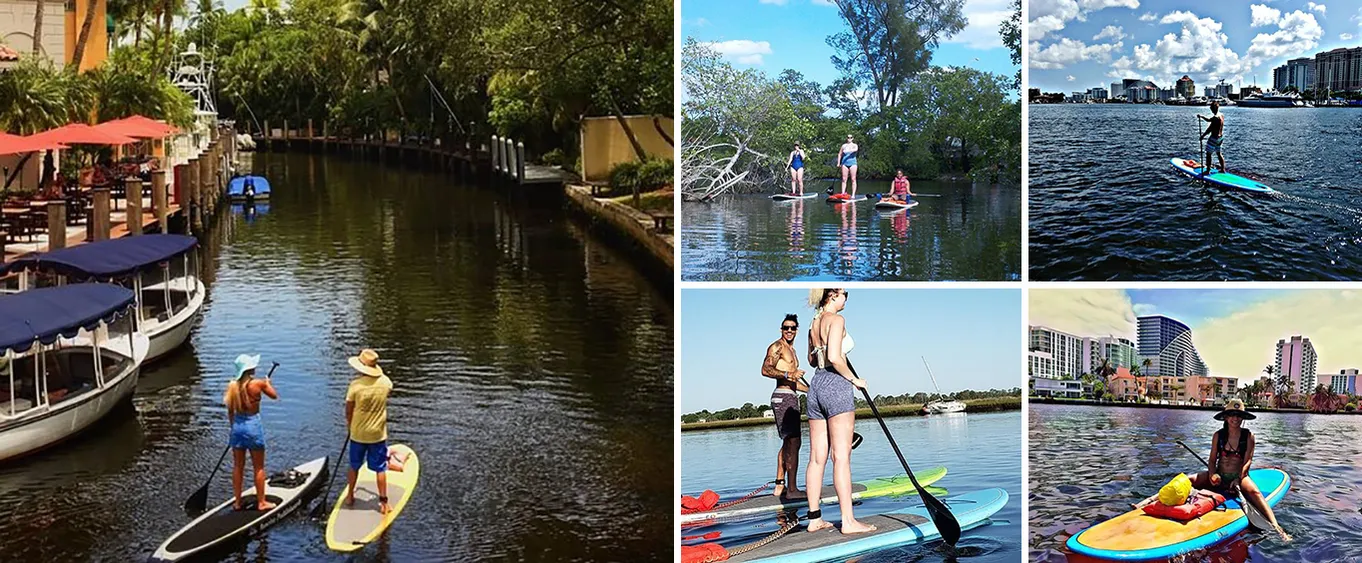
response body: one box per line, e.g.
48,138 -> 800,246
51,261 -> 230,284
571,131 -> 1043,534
683,0 -> 1019,92
1029,0 -> 1362,92
681,288 -> 1022,413
1030,288 -> 1362,381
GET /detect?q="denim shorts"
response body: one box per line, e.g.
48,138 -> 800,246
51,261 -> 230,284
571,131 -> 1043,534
229,413 -> 265,450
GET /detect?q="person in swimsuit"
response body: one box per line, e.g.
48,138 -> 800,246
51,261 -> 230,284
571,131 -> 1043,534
224,354 -> 279,511
1197,101 -> 1226,175
803,288 -> 874,535
787,144 -> 807,195
762,314 -> 809,500
1190,399 -> 1291,541
837,136 -> 859,197
889,170 -> 914,202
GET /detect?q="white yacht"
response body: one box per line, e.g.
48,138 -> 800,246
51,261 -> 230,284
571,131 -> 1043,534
1237,91 -> 1307,108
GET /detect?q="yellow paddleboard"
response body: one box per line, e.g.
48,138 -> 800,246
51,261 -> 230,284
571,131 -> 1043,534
324,443 -> 419,552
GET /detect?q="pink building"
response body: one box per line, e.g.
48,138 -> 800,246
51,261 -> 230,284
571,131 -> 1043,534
1276,336 -> 1318,394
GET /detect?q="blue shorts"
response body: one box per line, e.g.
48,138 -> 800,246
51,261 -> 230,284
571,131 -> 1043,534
229,413 -> 265,450
349,440 -> 388,472
1206,136 -> 1223,155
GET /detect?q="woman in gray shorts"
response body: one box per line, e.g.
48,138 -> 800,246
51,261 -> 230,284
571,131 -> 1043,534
803,288 -> 874,535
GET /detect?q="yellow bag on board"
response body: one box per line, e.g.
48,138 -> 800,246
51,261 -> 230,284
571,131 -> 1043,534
1158,473 -> 1193,506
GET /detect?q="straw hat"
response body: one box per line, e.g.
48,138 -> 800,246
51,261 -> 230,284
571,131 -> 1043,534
1214,398 -> 1256,421
234,354 -> 260,381
348,349 -> 384,377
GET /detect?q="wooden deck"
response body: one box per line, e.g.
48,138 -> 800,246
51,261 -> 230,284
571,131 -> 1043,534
2,196 -> 180,263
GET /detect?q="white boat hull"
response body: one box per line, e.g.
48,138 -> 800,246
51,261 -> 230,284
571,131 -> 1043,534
925,401 -> 966,414
142,278 -> 206,363
0,334 -> 149,462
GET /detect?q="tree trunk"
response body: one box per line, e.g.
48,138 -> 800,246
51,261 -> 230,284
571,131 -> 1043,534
70,0 -> 100,70
163,0 -> 174,63
32,0 -> 44,55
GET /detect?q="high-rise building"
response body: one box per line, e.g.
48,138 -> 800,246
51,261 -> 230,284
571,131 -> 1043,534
1275,336 -> 1318,394
1137,315 -> 1208,377
1084,336 -> 1137,373
1314,47 -> 1362,94
1330,368 -> 1358,395
1176,75 -> 1195,98
1088,87 -> 1108,100
1029,326 -> 1085,379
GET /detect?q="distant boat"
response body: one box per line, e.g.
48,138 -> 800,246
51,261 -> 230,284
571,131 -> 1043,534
1237,91 -> 1307,108
920,357 -> 966,415
228,175 -> 271,202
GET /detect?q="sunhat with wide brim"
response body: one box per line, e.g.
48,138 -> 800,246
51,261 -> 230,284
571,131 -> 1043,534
1214,398 -> 1257,421
234,354 -> 260,381
348,348 -> 384,377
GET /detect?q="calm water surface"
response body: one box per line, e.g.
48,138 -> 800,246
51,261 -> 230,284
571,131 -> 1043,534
1030,104 -> 1362,280
681,180 -> 1021,280
1031,403 -> 1362,562
0,152 -> 673,561
682,411 -> 1023,562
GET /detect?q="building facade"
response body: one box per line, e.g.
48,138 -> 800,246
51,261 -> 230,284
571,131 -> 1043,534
1271,57 -> 1316,92
1330,369 -> 1358,395
1314,47 -> 1362,93
0,0 -> 67,66
1088,87 -> 1108,100
1029,326 -> 1085,379
1137,315 -> 1208,378
1276,335 -> 1318,394
1032,377 -> 1083,399
1175,75 -> 1195,98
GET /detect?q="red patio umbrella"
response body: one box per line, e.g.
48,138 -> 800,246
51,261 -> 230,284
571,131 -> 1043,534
106,115 -> 179,137
0,132 -> 70,156
27,123 -> 138,146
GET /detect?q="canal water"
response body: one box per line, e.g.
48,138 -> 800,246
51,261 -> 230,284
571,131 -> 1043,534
1029,104 -> 1362,280
1031,403 -> 1362,562
680,180 -> 1021,281
0,152 -> 673,561
682,411 -> 1023,562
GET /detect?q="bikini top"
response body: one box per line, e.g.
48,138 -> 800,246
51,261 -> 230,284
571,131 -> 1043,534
1217,428 -> 1250,460
814,331 -> 855,370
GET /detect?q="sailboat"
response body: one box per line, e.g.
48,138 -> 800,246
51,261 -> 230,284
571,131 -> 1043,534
921,357 -> 966,414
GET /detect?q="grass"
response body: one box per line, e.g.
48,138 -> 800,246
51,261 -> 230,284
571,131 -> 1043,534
681,396 -> 1021,432
606,188 -> 672,213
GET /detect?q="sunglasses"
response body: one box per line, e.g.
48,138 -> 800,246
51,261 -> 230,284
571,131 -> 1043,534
780,325 -> 799,331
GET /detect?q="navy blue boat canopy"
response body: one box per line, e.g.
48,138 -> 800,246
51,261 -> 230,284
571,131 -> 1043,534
2,234 -> 197,279
0,284 -> 136,354
227,175 -> 271,195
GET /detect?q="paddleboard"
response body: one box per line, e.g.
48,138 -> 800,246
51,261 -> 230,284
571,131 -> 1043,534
826,194 -> 867,203
772,193 -> 817,201
1066,467 -> 1290,561
681,467 -> 947,525
1170,157 -> 1275,194
325,444 -> 420,552
149,457 -> 328,562
722,488 -> 1008,563
874,199 -> 919,210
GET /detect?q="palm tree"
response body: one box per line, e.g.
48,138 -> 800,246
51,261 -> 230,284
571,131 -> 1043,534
70,0 -> 102,70
32,0 -> 45,54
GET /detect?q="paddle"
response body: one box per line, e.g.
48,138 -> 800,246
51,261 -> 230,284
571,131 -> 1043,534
311,435 -> 351,518
1173,440 -> 1273,531
847,358 -> 961,546
184,361 -> 279,516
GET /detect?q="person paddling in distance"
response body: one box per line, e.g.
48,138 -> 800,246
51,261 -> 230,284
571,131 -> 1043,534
343,349 -> 396,514
762,313 -> 809,500
837,135 -> 859,197
888,170 -> 914,203
804,288 -> 874,535
1197,101 -> 1226,175
1190,399 -> 1291,541
224,354 -> 279,511
786,144 -> 808,195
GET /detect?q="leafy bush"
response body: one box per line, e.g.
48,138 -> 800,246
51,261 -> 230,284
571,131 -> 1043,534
1347,403 -> 1356,412
540,149 -> 567,167
637,158 -> 673,190
608,160 -> 642,192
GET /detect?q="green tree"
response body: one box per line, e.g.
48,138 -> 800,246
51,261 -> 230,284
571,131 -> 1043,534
826,0 -> 967,109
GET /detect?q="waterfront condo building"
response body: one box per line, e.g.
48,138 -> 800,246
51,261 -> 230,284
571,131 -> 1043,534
1175,75 -> 1195,98
1137,315 -> 1208,378
1314,47 -> 1362,94
1330,369 -> 1358,395
1029,326 -> 1084,379
1275,336 -> 1318,394
1273,57 -> 1316,93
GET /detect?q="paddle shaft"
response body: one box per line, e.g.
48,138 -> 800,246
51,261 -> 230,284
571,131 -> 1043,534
1174,440 -> 1272,531
185,361 -> 279,514
313,435 -> 351,518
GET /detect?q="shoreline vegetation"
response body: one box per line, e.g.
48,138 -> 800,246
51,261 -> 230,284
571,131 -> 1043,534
1029,397 -> 1362,415
681,396 -> 1021,432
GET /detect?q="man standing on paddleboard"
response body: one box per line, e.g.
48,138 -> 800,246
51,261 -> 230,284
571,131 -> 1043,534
344,349 -> 395,514
1198,101 -> 1226,175
762,314 -> 808,500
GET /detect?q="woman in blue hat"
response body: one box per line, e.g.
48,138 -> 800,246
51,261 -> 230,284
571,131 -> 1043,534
224,354 -> 279,511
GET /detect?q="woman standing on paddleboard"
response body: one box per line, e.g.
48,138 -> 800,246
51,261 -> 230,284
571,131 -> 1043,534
803,288 -> 875,535
1191,400 -> 1291,541
837,135 -> 859,197
224,354 -> 280,511
787,144 -> 807,195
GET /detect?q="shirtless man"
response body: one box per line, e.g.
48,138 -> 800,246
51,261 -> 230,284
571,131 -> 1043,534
762,314 -> 809,499
1198,101 -> 1226,174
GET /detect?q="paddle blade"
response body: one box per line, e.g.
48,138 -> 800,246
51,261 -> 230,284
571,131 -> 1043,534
1238,492 -> 1273,531
183,484 -> 209,516
917,484 -> 962,546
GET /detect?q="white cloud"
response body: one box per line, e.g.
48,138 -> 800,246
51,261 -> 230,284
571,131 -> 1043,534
1029,289 -> 1137,341
1247,11 -> 1323,64
1308,2 -> 1325,14
1028,0 -> 1141,40
1094,25 -> 1126,41
1196,291 -> 1362,380
810,0 -> 835,5
1139,12 -> 1158,22
693,18 -> 710,27
1107,11 -> 1252,85
703,40 -> 774,65
944,0 -> 1012,49
1251,4 -> 1282,27
1343,33 -> 1355,40
1067,74 -> 1076,80
1030,37 -> 1123,69
1132,303 -> 1158,316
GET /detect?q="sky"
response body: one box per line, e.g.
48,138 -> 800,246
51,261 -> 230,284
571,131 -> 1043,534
1028,0 -> 1362,92
1029,288 -> 1362,382
681,288 -> 1022,414
682,0 -> 1020,92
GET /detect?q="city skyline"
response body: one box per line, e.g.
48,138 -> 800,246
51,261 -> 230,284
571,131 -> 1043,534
1029,289 -> 1362,381
1028,0 -> 1360,92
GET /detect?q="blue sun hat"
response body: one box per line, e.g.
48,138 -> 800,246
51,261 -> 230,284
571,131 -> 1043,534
234,354 -> 261,381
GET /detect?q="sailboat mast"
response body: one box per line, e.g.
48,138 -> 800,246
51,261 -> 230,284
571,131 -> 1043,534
921,356 -> 943,394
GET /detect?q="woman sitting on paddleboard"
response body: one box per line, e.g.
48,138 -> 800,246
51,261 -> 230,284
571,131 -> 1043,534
804,288 -> 874,535
224,354 -> 279,511
889,170 -> 914,202
837,136 -> 859,197
787,144 -> 807,195
1191,400 -> 1290,541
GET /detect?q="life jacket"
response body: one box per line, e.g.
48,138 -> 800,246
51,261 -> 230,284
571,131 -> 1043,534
680,489 -> 720,512
1142,489 -> 1226,521
682,543 -> 730,563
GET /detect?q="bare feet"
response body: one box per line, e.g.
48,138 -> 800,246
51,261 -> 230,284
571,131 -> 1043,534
806,518 -> 834,533
773,483 -> 785,498
256,500 -> 277,511
380,501 -> 391,515
1275,524 -> 1292,542
343,494 -> 355,508
840,519 -> 877,535
782,488 -> 807,501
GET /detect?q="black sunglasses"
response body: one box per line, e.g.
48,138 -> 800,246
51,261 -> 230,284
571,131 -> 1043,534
780,325 -> 799,331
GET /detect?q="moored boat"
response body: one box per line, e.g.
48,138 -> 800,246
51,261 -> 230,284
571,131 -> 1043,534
3,235 -> 205,364
0,284 -> 149,461
227,175 -> 271,202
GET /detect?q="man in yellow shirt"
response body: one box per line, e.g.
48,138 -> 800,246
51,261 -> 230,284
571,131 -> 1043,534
344,348 -> 395,514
